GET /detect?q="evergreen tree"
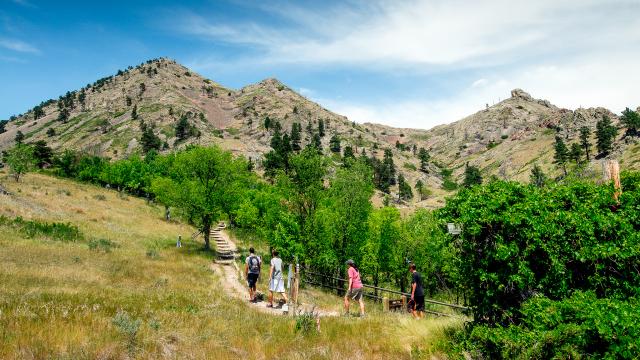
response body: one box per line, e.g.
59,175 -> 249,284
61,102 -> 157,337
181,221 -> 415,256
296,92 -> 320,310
175,115 -> 190,141
579,126 -> 591,160
530,164 -> 547,188
318,119 -> 325,137
32,140 -> 53,168
140,126 -> 162,153
569,143 -> 583,164
78,90 -> 86,110
139,82 -> 146,94
15,130 -> 24,144
343,146 -> 355,160
57,108 -> 70,122
131,104 -> 138,120
46,128 -> 56,137
397,173 -> 413,201
415,179 -> 424,200
418,147 -> 430,172
310,133 -> 322,152
329,133 -> 341,153
290,122 -> 302,151
0,120 -> 7,134
620,107 -> 640,136
553,136 -> 569,175
33,105 -> 45,120
596,115 -> 617,156
306,120 -> 313,135
463,164 -> 482,187
264,116 -> 272,130
126,96 -> 132,106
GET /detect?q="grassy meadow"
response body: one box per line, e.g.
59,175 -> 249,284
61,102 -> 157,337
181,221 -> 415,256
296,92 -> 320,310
0,172 -> 461,359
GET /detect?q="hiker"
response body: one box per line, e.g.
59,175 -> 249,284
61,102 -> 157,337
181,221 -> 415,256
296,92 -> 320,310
409,263 -> 425,319
267,249 -> 288,308
344,259 -> 365,317
245,247 -> 261,302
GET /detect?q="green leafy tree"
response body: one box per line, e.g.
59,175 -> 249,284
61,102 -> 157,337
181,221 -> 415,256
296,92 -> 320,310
463,165 -> 482,187
4,144 -> 35,181
342,146 -> 355,161
554,136 -> 569,175
579,126 -> 591,160
530,164 -> 547,188
151,146 -> 250,249
620,107 -> 640,136
441,168 -> 458,191
596,115 -> 617,156
361,207 -> 402,291
329,133 -> 341,153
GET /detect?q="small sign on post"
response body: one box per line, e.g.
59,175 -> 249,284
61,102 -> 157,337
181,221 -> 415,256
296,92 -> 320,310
447,223 -> 462,235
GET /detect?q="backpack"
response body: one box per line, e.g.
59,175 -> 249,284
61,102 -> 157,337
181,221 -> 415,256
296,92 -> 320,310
248,255 -> 260,273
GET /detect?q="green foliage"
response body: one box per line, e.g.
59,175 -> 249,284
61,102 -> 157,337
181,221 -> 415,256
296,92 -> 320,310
294,310 -> 318,335
579,126 -> 592,160
0,215 -> 82,242
329,133 -> 341,153
175,114 -> 198,142
88,238 -> 119,253
620,107 -> 640,136
14,130 -> 25,144
140,124 -> 162,154
529,164 -> 547,188
0,119 -> 7,134
397,173 -> 413,201
4,144 -> 35,181
372,149 -> 396,193
553,136 -> 569,175
463,165 -> 482,187
32,140 -> 53,168
290,122 -> 302,151
441,168 -> 458,191
440,179 -> 640,327
596,115 -> 618,156
418,147 -> 430,172
112,310 -> 141,353
46,127 -> 56,137
569,142 -> 583,164
318,118 -> 325,137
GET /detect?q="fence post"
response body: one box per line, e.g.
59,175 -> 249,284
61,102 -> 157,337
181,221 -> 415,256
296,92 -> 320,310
401,295 -> 407,311
383,296 -> 389,312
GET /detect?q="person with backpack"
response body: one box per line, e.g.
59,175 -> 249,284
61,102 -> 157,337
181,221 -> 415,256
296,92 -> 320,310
266,249 -> 288,308
344,259 -> 365,317
245,247 -> 261,303
409,263 -> 425,319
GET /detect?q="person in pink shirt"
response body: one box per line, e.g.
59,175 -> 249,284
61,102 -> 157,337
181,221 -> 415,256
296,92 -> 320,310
344,259 -> 365,317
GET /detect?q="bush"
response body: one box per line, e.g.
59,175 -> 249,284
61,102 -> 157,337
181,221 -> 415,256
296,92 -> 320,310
88,238 -> 118,253
294,309 -> 318,335
0,216 -> 82,242
112,310 -> 141,353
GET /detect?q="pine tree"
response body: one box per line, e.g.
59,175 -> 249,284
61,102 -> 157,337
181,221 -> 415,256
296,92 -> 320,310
620,107 -> 640,136
131,104 -> 138,120
311,133 -> 322,152
569,143 -> 583,164
579,126 -> 591,160
415,179 -> 424,200
318,119 -> 325,137
329,134 -> 341,153
418,147 -> 430,172
596,115 -> 617,156
175,115 -> 190,141
290,122 -> 302,151
397,173 -> 413,201
33,105 -> 45,120
57,108 -> 70,122
46,128 -> 56,137
343,146 -> 355,160
463,164 -> 482,187
15,131 -> 25,144
140,126 -> 162,153
530,164 -> 547,188
78,90 -> 86,110
554,136 -> 569,175
264,116 -> 272,130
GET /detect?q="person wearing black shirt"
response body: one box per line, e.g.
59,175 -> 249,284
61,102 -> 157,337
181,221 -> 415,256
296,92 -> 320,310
409,263 -> 424,319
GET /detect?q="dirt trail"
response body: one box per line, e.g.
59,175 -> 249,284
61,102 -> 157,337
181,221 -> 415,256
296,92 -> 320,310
210,226 -> 339,317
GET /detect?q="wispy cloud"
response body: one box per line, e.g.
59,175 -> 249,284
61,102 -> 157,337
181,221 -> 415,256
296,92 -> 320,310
173,0 -> 640,127
11,0 -> 37,8
0,38 -> 40,54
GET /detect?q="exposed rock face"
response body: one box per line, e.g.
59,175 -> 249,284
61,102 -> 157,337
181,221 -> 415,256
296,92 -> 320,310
511,88 -> 534,101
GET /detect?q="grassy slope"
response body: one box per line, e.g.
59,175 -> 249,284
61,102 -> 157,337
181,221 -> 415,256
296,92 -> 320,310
0,172 -> 460,359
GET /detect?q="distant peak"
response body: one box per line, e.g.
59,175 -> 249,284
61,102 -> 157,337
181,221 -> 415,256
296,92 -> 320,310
510,88 -> 533,101
258,78 -> 285,86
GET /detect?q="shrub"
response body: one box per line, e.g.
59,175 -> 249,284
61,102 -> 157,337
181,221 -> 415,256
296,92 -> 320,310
0,216 -> 82,242
88,238 -> 119,253
93,194 -> 107,201
112,310 -> 141,353
294,309 -> 318,335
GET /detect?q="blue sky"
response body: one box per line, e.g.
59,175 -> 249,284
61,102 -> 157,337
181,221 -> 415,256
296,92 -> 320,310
1,0 -> 639,129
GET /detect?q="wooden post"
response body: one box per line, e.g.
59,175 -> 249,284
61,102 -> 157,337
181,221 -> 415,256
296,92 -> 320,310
383,296 -> 389,312
401,295 -> 407,311
603,160 -> 622,202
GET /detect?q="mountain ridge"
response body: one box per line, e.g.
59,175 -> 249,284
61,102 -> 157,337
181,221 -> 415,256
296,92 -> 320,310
1,57 -> 638,209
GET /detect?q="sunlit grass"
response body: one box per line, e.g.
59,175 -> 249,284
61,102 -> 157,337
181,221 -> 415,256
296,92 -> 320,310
0,172 -> 461,358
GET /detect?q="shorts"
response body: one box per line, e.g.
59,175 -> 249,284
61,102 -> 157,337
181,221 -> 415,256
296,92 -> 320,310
247,273 -> 259,288
269,278 -> 285,293
347,287 -> 363,301
413,295 -> 425,312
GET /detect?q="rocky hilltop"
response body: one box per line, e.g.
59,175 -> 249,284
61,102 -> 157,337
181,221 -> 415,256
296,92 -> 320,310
1,58 -> 638,209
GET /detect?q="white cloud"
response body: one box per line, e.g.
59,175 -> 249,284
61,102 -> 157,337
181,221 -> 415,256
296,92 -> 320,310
0,38 -> 40,54
176,0 -> 640,128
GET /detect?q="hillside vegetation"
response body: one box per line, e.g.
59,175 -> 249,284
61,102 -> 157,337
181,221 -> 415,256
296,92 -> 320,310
2,58 -> 638,209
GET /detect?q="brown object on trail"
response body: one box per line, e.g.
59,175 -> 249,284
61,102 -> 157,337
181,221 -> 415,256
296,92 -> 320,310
602,160 -> 622,202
